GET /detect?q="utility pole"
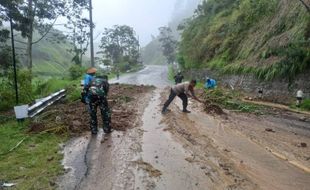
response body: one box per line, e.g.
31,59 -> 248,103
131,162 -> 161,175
89,0 -> 95,67
10,16 -> 19,105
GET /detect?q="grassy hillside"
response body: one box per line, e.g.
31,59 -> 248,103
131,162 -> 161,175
179,0 -> 310,81
15,29 -> 90,77
32,36 -> 73,77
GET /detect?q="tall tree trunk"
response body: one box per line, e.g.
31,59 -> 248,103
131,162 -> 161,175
26,33 -> 33,70
80,43 -> 83,66
26,0 -> 34,70
89,0 -> 95,67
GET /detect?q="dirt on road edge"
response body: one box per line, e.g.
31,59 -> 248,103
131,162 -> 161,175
28,84 -> 155,135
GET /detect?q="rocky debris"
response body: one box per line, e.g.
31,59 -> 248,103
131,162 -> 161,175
195,89 -> 225,115
223,148 -> 231,152
28,84 -> 154,135
299,116 -> 307,122
265,128 -> 275,133
185,157 -> 194,163
133,160 -> 162,178
297,142 -> 307,148
47,156 -> 54,162
49,181 -> 56,187
204,101 -> 225,115
244,96 -> 253,101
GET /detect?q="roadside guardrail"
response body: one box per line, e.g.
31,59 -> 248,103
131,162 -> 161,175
14,89 -> 66,119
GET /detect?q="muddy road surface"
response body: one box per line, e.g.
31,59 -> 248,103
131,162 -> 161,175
58,65 -> 310,190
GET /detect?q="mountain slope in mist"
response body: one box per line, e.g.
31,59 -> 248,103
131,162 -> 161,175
141,0 -> 202,65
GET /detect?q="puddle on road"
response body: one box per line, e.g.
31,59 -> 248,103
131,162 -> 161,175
137,90 -> 212,190
58,126 -> 143,190
57,134 -> 90,190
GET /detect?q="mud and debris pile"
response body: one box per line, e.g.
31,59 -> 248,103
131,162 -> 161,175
29,84 -> 154,135
196,89 -> 225,115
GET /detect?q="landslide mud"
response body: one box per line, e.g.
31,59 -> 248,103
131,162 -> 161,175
136,90 -> 213,190
56,66 -> 309,190
29,84 -> 154,135
160,89 -> 310,190
56,84 -> 154,190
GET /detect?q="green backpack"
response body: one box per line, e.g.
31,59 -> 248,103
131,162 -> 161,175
89,76 -> 109,97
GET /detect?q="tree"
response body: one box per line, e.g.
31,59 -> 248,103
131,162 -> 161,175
1,0 -> 93,71
65,0 -> 90,66
158,26 -> 178,64
99,25 -> 140,69
24,0 -> 69,70
0,0 -> 68,70
0,46 -> 12,76
0,2 -> 11,75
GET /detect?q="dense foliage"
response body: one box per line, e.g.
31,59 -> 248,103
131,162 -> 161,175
0,70 -> 33,110
99,25 -> 140,72
179,0 -> 310,80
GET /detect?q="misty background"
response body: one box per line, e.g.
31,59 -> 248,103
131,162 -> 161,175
90,0 -> 201,46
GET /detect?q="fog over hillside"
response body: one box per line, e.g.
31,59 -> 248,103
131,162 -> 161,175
141,0 -> 202,65
170,0 -> 202,32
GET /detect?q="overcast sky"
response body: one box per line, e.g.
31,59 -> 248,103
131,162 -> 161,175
91,0 -> 177,46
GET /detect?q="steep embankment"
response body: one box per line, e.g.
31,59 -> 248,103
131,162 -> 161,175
179,0 -> 310,81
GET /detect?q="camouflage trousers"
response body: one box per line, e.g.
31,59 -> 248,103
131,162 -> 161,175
87,96 -> 111,134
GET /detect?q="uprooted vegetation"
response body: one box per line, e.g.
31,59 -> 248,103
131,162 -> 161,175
29,84 -> 154,135
197,87 -> 263,115
0,84 -> 154,189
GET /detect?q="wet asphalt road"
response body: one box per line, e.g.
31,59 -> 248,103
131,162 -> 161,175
58,65 -> 310,190
110,65 -> 171,87
58,65 -> 177,190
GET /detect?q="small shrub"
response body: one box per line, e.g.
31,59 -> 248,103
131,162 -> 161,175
66,85 -> 82,102
203,87 -> 260,113
300,99 -> 310,111
69,65 -> 84,80
0,69 -> 33,111
33,78 -> 70,98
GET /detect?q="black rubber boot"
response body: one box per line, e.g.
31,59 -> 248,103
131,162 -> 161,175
103,127 -> 113,134
182,109 -> 191,113
90,124 -> 98,135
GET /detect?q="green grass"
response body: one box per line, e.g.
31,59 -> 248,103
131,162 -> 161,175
196,82 -> 204,89
300,99 -> 310,111
33,71 -> 119,103
1,67 -> 121,112
0,120 -> 66,189
33,77 -> 83,102
178,0 -> 309,81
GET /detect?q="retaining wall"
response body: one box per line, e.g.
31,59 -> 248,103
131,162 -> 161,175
185,69 -> 310,104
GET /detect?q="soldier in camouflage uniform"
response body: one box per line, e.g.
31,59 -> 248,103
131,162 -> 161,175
84,69 -> 112,134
